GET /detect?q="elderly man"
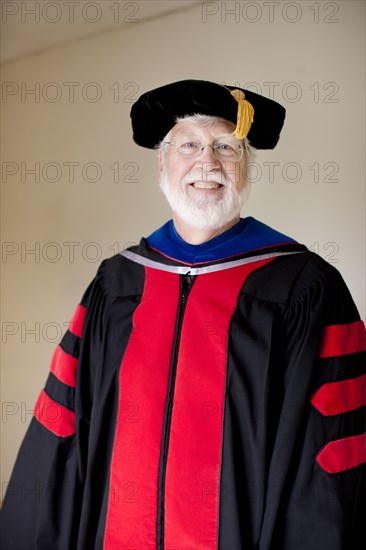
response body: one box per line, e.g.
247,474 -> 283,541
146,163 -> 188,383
1,80 -> 365,550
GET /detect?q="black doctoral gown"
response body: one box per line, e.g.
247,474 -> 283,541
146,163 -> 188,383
1,217 -> 365,550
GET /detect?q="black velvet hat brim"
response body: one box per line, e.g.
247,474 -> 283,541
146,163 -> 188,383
130,79 -> 286,150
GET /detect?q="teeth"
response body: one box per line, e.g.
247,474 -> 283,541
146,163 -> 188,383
192,182 -> 221,189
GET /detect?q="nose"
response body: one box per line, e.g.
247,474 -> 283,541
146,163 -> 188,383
197,144 -> 221,167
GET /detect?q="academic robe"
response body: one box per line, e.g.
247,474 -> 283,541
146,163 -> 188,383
1,217 -> 365,550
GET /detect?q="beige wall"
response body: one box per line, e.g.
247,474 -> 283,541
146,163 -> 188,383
1,0 -> 365,491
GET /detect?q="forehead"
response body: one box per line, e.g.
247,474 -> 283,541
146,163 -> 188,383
169,118 -> 236,140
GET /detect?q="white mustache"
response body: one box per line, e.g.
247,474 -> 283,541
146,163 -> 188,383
182,170 -> 230,186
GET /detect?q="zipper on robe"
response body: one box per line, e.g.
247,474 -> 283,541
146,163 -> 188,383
156,271 -> 196,550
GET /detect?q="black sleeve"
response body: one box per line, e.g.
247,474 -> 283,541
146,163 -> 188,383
0,263 -> 107,550
260,256 -> 366,550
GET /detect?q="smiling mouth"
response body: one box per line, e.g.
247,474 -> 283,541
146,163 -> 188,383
190,182 -> 224,189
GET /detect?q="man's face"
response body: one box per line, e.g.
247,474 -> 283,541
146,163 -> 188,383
158,118 -> 249,231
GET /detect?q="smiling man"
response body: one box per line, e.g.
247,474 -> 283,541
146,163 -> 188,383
1,80 -> 365,550
158,115 -> 249,243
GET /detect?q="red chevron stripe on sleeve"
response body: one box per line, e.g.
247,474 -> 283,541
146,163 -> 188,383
34,389 -> 76,437
318,320 -> 366,358
311,374 -> 366,416
69,304 -> 87,338
50,345 -> 78,388
317,432 -> 366,473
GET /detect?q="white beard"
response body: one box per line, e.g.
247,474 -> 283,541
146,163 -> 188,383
159,167 -> 249,231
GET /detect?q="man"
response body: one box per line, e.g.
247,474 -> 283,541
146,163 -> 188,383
1,79 -> 365,549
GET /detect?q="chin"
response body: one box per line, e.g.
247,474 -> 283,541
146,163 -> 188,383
178,211 -> 239,231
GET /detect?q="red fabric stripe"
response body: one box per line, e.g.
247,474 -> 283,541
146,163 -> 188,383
164,259 -> 273,549
317,432 -> 366,473
104,268 -> 180,549
69,304 -> 87,338
318,320 -> 366,358
34,389 -> 75,437
311,374 -> 366,416
50,345 -> 78,388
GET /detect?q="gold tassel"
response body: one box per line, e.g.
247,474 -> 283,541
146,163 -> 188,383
223,88 -> 254,139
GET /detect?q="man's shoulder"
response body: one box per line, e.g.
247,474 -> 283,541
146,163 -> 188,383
93,244 -> 146,298
243,248 -> 345,305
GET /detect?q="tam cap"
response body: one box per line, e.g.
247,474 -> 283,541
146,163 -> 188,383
130,79 -> 286,150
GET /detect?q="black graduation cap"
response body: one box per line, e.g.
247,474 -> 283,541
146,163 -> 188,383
130,79 -> 286,150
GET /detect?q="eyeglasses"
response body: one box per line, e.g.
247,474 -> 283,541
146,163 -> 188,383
164,140 -> 244,162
